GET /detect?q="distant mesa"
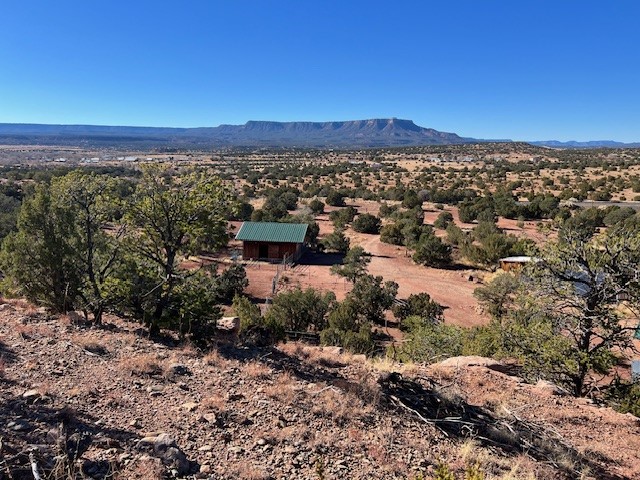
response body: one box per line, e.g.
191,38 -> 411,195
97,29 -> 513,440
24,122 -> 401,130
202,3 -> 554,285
0,118 -> 487,148
4,119 -> 636,149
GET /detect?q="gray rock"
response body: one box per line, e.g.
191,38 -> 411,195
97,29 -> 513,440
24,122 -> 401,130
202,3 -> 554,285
182,401 -> 199,412
11,420 -> 31,431
216,316 -> 240,333
168,363 -> 190,376
163,446 -> 191,476
137,433 -> 193,476
22,389 -> 41,400
200,413 -> 218,424
129,419 -> 142,429
533,379 -> 570,396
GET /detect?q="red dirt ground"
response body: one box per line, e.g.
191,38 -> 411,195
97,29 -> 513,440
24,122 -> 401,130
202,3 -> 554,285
233,202 -> 488,327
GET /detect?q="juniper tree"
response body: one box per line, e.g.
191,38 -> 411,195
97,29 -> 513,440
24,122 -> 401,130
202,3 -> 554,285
122,166 -> 235,333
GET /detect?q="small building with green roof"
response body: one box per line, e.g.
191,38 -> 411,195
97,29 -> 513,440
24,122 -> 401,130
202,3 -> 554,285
235,221 -> 308,262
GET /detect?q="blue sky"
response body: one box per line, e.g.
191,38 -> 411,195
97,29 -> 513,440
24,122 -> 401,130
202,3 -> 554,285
1,1 -> 639,141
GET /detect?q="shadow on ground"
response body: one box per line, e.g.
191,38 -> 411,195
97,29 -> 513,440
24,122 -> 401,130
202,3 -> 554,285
377,372 -> 624,480
298,251 -> 344,266
0,390 -> 139,479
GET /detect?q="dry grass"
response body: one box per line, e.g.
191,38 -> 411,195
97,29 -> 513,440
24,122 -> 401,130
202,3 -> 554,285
120,353 -> 165,377
426,363 -> 460,383
263,370 -> 298,404
241,360 -> 272,380
25,381 -> 54,398
228,464 -> 271,480
116,455 -> 164,480
201,394 -> 226,412
459,439 -> 490,470
269,425 -> 299,444
67,385 -> 90,398
177,340 -> 200,358
15,323 -> 54,339
277,342 -> 309,358
311,386 -> 373,425
15,323 -> 37,339
496,459 -> 538,480
71,334 -> 109,355
5,298 -> 33,311
203,348 -> 235,369
23,359 -> 40,371
59,311 -> 86,326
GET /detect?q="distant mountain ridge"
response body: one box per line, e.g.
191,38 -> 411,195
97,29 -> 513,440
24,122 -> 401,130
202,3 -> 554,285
0,118 -> 485,148
530,140 -> 640,148
3,120 -> 636,149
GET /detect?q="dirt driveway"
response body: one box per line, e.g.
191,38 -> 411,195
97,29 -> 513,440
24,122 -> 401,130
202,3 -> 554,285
349,230 -> 485,327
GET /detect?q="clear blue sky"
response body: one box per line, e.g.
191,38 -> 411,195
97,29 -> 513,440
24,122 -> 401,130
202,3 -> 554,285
1,1 -> 639,141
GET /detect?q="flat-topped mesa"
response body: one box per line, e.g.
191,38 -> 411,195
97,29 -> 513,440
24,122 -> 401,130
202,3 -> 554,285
242,118 -> 422,132
0,118 -> 482,147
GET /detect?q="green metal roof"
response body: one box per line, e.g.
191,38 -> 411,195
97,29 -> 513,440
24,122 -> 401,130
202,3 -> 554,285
235,222 -> 308,243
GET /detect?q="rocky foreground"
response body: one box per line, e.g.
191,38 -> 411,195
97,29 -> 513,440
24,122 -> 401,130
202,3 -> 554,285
0,300 -> 639,479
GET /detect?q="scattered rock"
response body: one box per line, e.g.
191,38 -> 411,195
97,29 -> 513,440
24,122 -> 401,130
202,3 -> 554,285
168,363 -> 190,376
22,389 -> 41,401
434,356 -> 503,369
200,413 -> 218,424
66,311 -> 85,324
216,316 -> 240,333
322,346 -> 343,355
137,433 -> 193,476
533,379 -> 570,396
129,419 -> 143,429
182,401 -> 199,412
8,420 -> 31,432
147,385 -> 164,397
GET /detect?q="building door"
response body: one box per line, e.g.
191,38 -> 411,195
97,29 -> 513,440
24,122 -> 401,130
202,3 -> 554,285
259,243 -> 268,258
268,244 -> 280,259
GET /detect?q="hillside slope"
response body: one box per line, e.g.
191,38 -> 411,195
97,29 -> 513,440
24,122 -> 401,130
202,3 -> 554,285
0,302 -> 638,479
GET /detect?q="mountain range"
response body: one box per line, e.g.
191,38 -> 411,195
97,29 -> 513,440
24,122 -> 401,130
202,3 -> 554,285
530,140 -> 640,148
0,119 -> 637,149
0,119 -> 482,148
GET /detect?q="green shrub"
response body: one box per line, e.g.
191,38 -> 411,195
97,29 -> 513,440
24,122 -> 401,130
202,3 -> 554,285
605,379 -> 640,417
309,199 -> 325,214
433,211 -> 454,229
265,287 -> 335,332
326,190 -> 346,207
393,320 -> 463,363
392,292 -> 444,324
413,232 -> 452,267
322,227 -> 350,253
352,213 -> 382,234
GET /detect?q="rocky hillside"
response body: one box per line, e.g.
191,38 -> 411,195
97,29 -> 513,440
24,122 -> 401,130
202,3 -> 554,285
0,119 -> 480,148
0,301 -> 638,479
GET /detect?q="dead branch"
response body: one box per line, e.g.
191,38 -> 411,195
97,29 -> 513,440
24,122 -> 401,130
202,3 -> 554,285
29,452 -> 42,480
